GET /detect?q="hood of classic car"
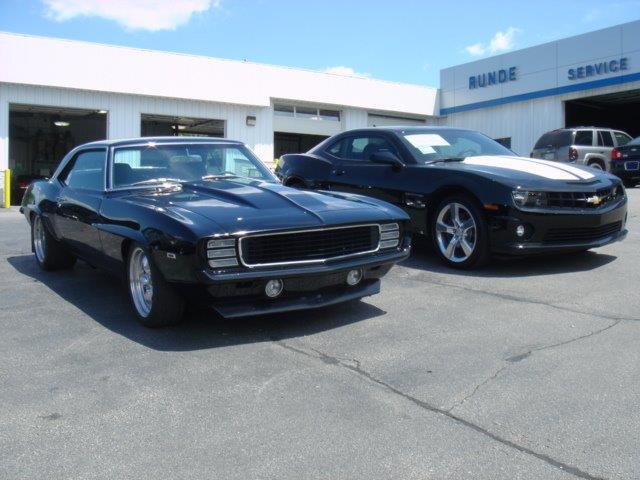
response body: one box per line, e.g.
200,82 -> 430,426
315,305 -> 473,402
432,155 -> 618,189
121,179 -> 404,234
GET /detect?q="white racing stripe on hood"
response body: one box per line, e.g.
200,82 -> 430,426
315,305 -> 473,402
462,156 -> 593,180
524,157 -> 595,180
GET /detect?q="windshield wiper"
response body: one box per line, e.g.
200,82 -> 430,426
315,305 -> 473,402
426,157 -> 466,164
130,178 -> 184,186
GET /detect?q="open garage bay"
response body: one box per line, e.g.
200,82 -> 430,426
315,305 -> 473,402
1,191 -> 639,479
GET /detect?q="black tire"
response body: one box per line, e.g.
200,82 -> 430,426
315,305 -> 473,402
430,194 -> 489,269
31,214 -> 76,271
623,179 -> 638,188
125,243 -> 185,327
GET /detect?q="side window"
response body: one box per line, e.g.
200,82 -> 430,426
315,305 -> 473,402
614,132 -> 632,146
574,130 -> 593,146
598,131 -> 614,147
326,138 -> 347,158
344,136 -> 399,161
59,149 -> 106,191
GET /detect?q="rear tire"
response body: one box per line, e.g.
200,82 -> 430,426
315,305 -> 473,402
31,214 -> 76,271
126,244 -> 185,327
430,195 -> 489,269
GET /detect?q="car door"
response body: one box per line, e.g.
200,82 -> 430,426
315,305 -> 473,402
326,133 -> 413,207
55,148 -> 107,263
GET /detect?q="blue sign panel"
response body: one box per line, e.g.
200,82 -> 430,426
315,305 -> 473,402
567,58 -> 628,80
469,66 -> 516,89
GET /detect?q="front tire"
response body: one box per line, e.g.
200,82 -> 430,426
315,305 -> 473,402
126,244 -> 185,327
431,195 -> 489,269
31,214 -> 76,271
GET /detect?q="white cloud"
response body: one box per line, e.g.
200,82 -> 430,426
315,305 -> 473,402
42,0 -> 220,31
324,66 -> 370,78
464,27 -> 521,56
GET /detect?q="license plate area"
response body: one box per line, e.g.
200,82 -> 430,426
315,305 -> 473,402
624,161 -> 639,171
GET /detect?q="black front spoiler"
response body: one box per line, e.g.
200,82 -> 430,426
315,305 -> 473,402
496,228 -> 627,255
211,280 -> 380,318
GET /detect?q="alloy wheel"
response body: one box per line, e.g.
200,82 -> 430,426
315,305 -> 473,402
129,247 -> 153,318
435,202 -> 477,263
33,216 -> 46,263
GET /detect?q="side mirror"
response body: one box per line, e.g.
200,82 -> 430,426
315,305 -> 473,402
370,151 -> 404,170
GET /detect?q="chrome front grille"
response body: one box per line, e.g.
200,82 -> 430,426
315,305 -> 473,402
239,224 -> 384,268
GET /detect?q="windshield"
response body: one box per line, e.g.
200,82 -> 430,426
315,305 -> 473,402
398,129 -> 514,164
111,143 -> 275,188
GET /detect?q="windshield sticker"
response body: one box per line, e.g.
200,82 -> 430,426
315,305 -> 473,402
405,134 -> 450,154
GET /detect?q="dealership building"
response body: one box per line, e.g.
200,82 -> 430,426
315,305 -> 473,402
1,19 -> 639,204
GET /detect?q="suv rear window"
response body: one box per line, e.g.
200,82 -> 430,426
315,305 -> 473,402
534,131 -> 572,149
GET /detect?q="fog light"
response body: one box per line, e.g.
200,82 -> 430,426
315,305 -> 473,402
265,279 -> 284,298
346,269 -> 363,286
516,224 -> 526,237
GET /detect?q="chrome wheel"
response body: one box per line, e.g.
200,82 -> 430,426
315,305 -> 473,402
435,202 -> 477,263
129,247 -> 153,318
33,216 -> 46,263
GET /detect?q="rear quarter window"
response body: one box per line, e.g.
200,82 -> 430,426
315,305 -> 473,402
574,130 -> 593,146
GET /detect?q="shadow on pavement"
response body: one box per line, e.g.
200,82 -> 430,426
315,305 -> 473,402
403,237 -> 618,278
7,254 -> 386,352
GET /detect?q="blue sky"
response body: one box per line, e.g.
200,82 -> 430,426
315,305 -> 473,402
1,0 -> 638,86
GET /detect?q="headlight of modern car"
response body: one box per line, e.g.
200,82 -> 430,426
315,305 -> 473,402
512,190 -> 548,208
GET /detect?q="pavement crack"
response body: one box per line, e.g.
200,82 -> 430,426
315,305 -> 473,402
275,340 -> 606,480
448,365 -> 508,412
403,274 -> 640,323
505,320 -> 622,363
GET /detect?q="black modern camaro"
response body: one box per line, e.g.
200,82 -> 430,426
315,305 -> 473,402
276,127 -> 628,269
21,137 -> 410,326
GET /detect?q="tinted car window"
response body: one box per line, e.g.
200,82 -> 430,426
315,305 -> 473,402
614,132 -> 632,146
574,130 -> 593,146
327,138 -> 347,158
61,149 -> 106,191
344,136 -> 398,161
534,131 -> 572,149
598,131 -> 614,147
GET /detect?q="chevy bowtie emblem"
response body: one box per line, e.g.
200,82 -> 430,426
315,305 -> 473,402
586,195 -> 602,205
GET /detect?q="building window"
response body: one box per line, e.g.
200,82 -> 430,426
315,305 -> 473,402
273,104 -> 340,121
274,104 -> 295,117
494,137 -> 512,149
141,114 -> 224,137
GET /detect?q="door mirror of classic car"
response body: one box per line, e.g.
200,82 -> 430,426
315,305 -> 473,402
370,151 -> 404,170
20,137 -> 411,327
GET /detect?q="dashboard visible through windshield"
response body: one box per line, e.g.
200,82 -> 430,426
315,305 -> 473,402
111,143 -> 275,188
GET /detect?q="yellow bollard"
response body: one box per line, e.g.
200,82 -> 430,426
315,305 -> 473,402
3,169 -> 10,208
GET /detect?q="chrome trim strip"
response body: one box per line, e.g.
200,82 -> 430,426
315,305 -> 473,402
238,224 -> 383,269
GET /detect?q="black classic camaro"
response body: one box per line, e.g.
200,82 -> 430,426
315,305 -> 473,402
276,127 -> 628,269
21,137 -> 410,326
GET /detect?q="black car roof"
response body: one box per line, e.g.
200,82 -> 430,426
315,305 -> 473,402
81,136 -> 244,148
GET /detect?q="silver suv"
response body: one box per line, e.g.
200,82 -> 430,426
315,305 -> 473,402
531,127 -> 632,171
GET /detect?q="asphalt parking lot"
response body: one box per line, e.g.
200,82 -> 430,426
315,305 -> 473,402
1,191 -> 638,480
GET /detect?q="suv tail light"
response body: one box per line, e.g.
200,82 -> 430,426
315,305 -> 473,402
568,147 -> 578,162
611,148 -> 623,160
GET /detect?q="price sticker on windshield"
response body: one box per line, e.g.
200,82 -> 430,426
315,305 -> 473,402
405,134 -> 450,154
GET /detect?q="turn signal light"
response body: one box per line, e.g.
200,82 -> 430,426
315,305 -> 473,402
611,148 -> 623,160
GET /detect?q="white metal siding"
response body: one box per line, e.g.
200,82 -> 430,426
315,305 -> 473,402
444,79 -> 640,156
0,83 -> 275,169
